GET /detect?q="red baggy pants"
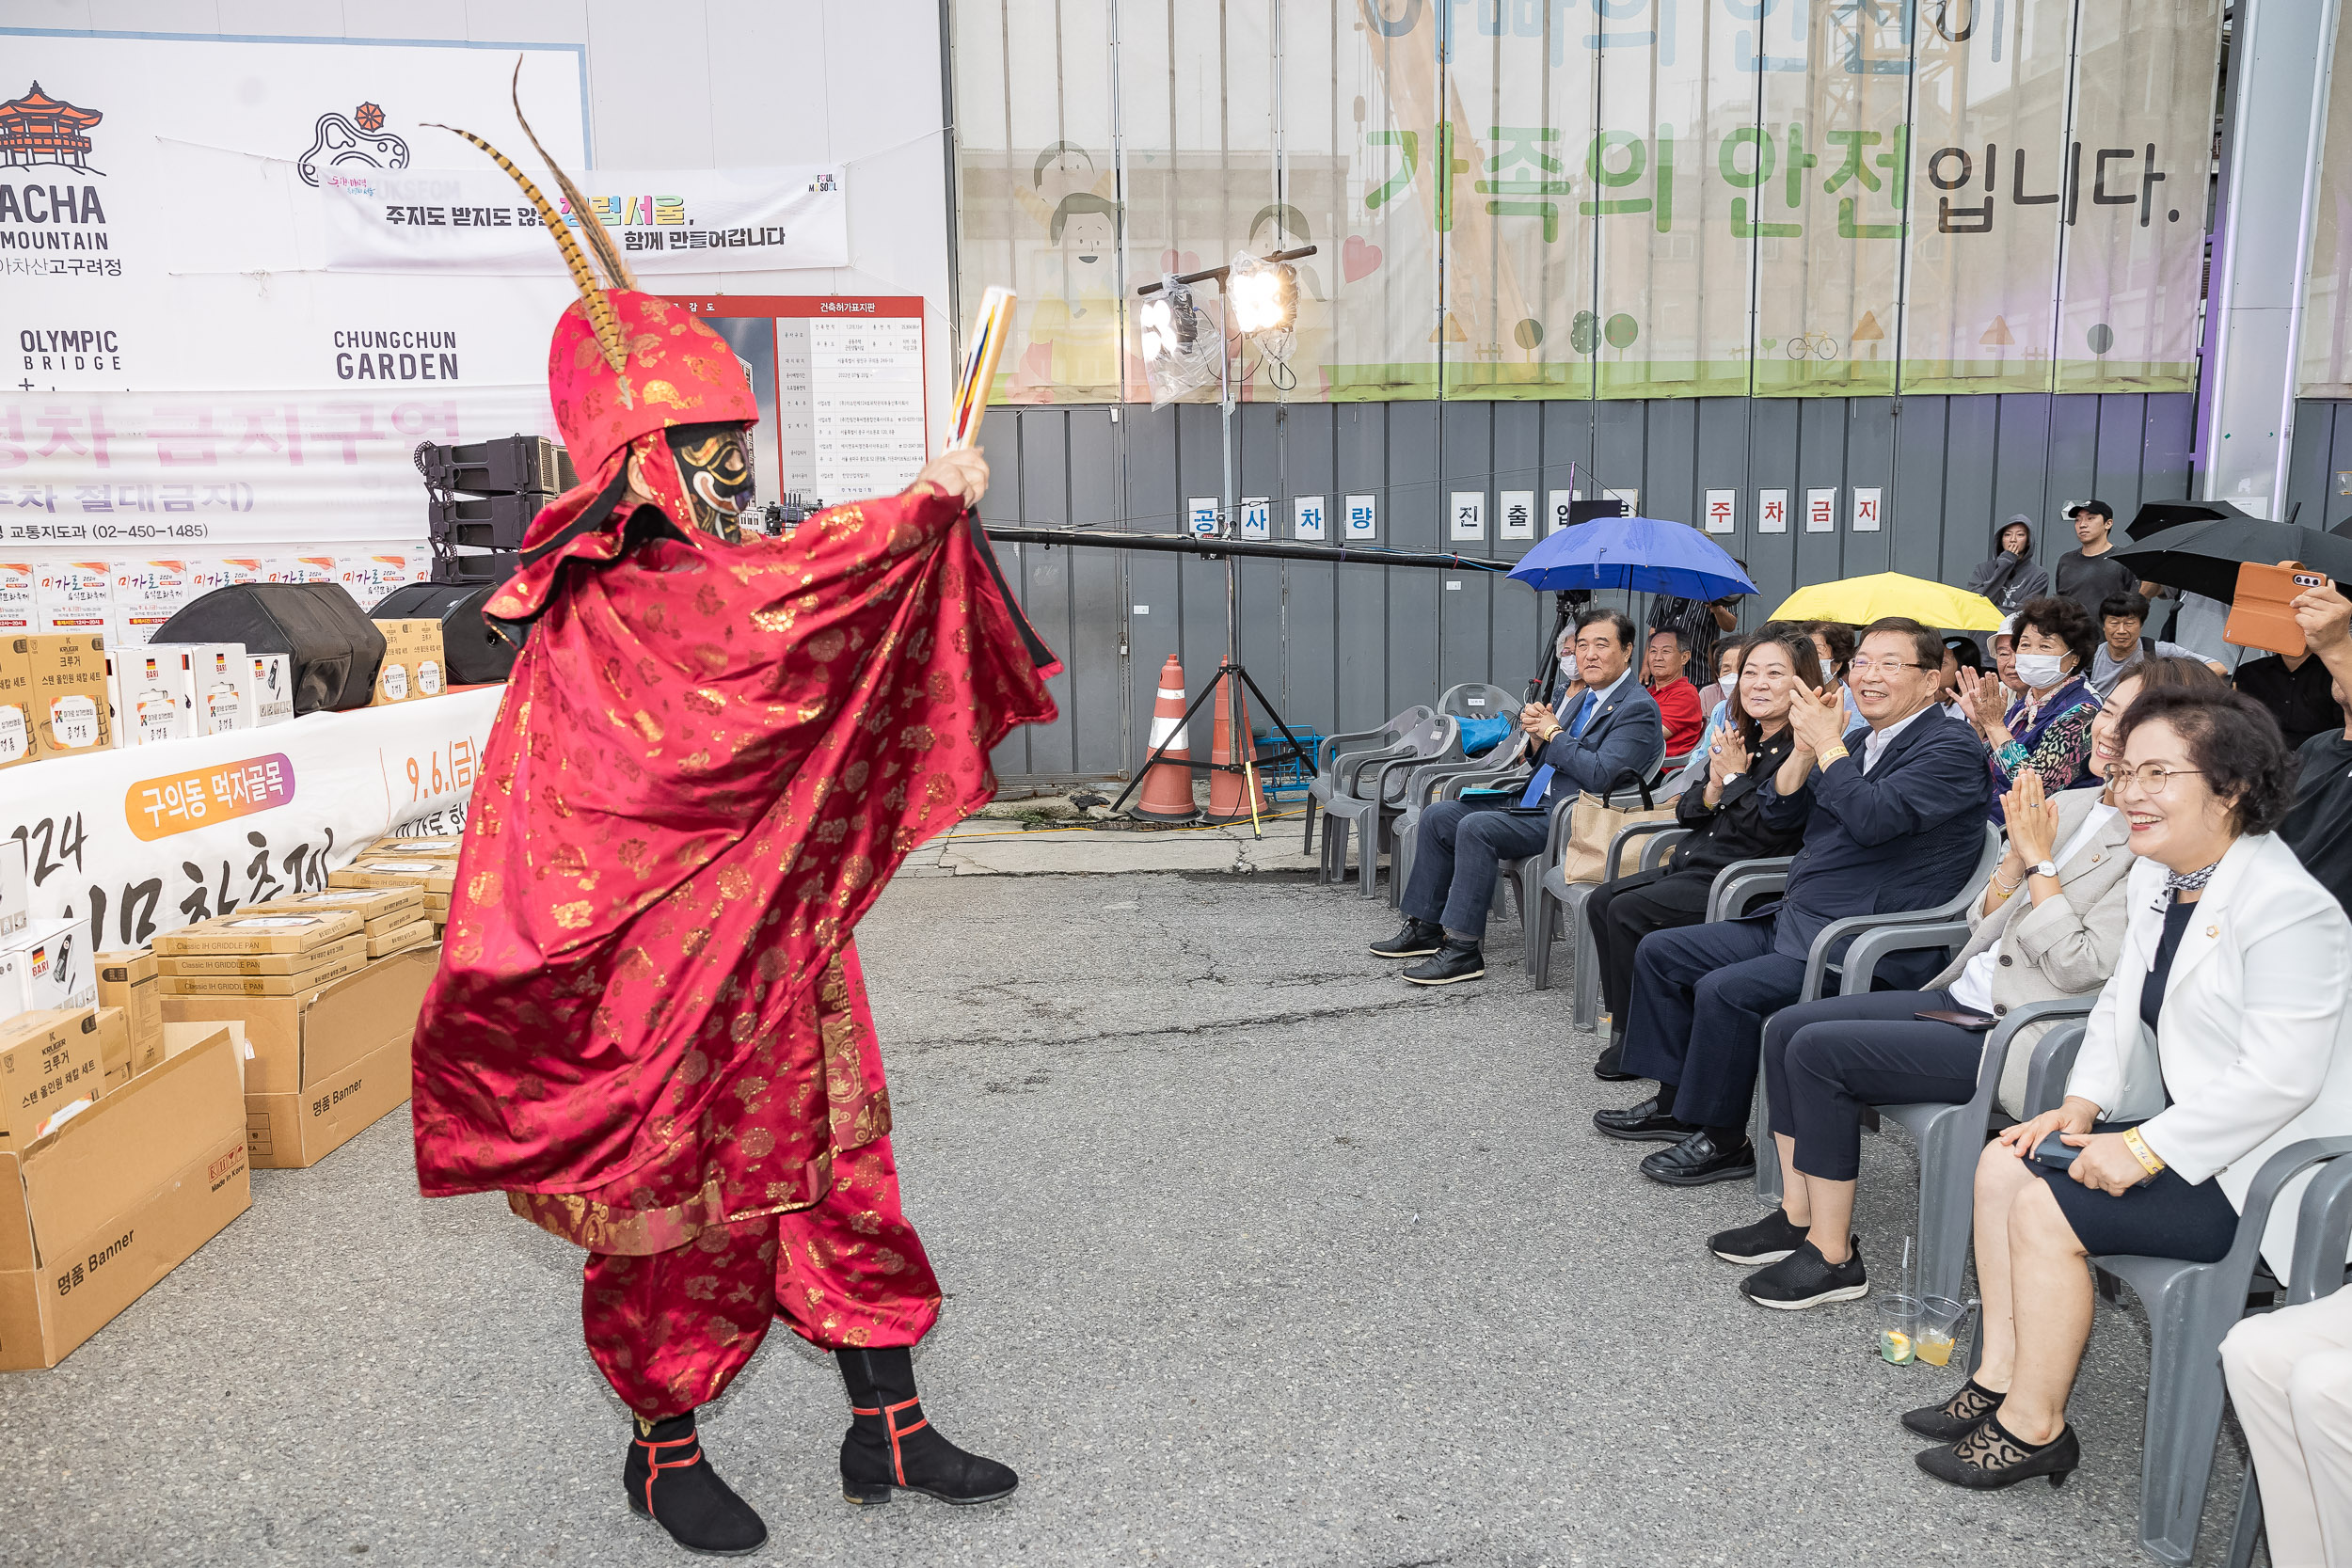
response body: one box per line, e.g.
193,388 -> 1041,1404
580,1137 -> 941,1418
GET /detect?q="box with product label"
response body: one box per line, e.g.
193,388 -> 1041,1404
151,909 -> 361,958
244,653 -> 293,728
0,918 -> 98,1021
0,636 -> 35,770
25,633 -> 112,756
363,919 -> 435,958
160,946 -> 437,1169
249,886 -> 425,933
0,562 -> 33,635
157,931 -> 366,978
0,1027 -> 249,1370
0,1007 -> 108,1148
96,948 -> 162,1074
113,647 -> 191,747
143,642 -> 248,736
328,856 -> 456,895
35,562 -> 110,638
369,618 -> 447,706
367,834 -> 463,860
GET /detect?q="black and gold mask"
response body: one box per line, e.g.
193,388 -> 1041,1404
666,421 -> 756,544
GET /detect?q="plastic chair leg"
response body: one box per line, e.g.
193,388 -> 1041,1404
1751,1036 -> 1784,1204
1912,1108 -> 1975,1306
1527,887 -> 1555,989
1358,815 -> 1386,899
1571,910 -> 1601,1034
2225,1459 -> 2262,1568
2136,1280 -> 2238,1564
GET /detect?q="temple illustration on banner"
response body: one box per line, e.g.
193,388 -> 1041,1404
0,81 -> 102,174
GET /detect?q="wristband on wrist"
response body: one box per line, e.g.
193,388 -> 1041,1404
2122,1126 -> 2167,1177
1818,744 -> 1850,765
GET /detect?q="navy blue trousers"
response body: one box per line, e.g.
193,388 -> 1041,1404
1619,918 -> 1804,1132
1402,799 -> 1549,937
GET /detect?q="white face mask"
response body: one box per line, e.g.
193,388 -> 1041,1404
2015,653 -> 2069,689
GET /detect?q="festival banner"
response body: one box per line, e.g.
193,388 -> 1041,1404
317,164 -> 849,275
951,0 -> 2225,404
2299,8 -> 2352,398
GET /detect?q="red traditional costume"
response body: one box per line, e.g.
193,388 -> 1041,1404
410,94 -> 1055,1554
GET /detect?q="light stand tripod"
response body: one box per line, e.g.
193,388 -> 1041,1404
1107,246 -> 1318,837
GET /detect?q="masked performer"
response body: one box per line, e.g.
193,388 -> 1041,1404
410,101 -> 1058,1557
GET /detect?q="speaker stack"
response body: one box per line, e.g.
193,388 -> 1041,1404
413,436 -> 577,587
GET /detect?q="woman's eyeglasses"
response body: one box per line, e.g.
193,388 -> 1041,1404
2106,762 -> 2200,796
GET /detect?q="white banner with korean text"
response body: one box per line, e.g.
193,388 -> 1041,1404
0,687 -> 499,957
317,165 -> 848,275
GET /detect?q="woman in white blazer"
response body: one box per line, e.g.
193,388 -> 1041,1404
1912,688 -> 2352,1491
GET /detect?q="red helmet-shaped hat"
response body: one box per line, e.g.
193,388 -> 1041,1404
433,76 -> 757,623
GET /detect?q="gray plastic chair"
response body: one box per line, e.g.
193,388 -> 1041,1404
1751,822 -> 2006,1204
1386,689 -> 1529,907
2092,1139 -> 2352,1564
1485,759 -> 1663,961
2227,1156 -> 2352,1568
1303,705 -> 1435,860
1529,819 -> 1687,1004
1318,712 -> 1455,895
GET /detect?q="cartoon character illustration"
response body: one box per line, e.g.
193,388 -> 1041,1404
1013,141 -> 1118,236
296,103 -> 411,187
1018,192 -> 1125,400
1238,202 -> 1330,399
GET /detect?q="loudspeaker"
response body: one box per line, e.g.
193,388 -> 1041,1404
372,580 -> 519,684
415,435 -> 576,496
428,492 -> 551,551
430,549 -> 519,587
153,582 -> 386,714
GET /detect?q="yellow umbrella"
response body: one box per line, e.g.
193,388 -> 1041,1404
1770,572 -> 2006,631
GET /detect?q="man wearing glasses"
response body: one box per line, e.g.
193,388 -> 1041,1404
1597,618 -> 1991,1186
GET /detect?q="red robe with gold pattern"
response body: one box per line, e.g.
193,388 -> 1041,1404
413,483 -> 1055,1412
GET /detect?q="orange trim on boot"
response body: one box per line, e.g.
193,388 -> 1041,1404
849,1396 -> 930,1486
634,1432 -> 705,1517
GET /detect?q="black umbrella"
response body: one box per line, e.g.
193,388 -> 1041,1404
2111,516 -> 2352,602
2122,499 -> 2271,542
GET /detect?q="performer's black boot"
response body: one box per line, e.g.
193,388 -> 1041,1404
834,1346 -> 1020,1505
624,1411 -> 769,1557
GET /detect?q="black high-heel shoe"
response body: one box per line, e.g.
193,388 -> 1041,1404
1915,1412 -> 2080,1490
1901,1377 -> 2002,1442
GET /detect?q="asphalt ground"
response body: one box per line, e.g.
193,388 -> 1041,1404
0,868 -> 2256,1566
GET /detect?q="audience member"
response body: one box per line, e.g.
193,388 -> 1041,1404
1588,631 -> 1824,1082
1963,515 -> 2051,615
1990,617 -> 2026,700
1643,629 -> 1705,756
2236,641 -> 2344,752
2089,590 -> 2222,695
1716,663 -> 2220,1307
1807,621 -> 1866,730
2053,500 -> 2141,626
2221,1282 -> 2352,1566
1937,638 -> 1983,721
1694,639 -> 1742,728
1915,689 -> 2352,1490
2282,579 -> 2352,916
1375,610 -> 1661,987
1957,595 -> 2102,818
1594,619 -> 1991,1185
1650,590 -> 1739,680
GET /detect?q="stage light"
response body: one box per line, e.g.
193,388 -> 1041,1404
1138,276 -> 1219,410
1227,254 -> 1297,335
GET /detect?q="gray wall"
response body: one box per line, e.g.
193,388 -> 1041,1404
981,391 -> 2196,784
2288,402 -> 2352,534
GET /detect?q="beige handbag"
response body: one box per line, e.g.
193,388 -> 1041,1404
1557,778 -> 1677,884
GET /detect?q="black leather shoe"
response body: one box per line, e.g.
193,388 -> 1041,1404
1593,1027 -> 1638,1082
1402,939 -> 1485,986
624,1412 -> 769,1556
1371,918 -> 1444,958
1640,1130 -> 1757,1186
1902,1378 -> 2004,1442
1593,1096 -> 1695,1142
1915,1413 -> 2079,1490
836,1347 -> 1019,1506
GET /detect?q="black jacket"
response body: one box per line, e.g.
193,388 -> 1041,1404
1964,518 -> 2050,613
1666,727 -> 1808,879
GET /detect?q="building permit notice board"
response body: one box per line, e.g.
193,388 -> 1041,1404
672,297 -> 930,508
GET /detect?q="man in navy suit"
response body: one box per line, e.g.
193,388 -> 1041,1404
1376,609 -> 1663,986
1597,617 -> 1989,1185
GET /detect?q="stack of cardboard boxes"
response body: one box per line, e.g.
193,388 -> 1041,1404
0,633 -> 116,769
332,835 -> 460,935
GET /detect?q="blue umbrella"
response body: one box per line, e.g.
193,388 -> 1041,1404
1506,515 -> 1757,599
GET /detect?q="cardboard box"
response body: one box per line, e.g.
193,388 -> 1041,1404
372,834 -> 463,857
0,1008 -> 105,1147
92,1006 -> 128,1078
151,910 -> 361,957
162,1019 -> 249,1093
159,951 -> 368,998
24,634 -> 111,756
329,858 -> 455,894
365,919 -> 434,958
370,619 -> 447,706
161,947 -> 434,1169
0,637 -> 35,769
145,642 -> 247,736
0,1028 -> 250,1370
95,948 -> 161,1072
0,918 -> 97,1017
247,887 -> 424,932
157,932 -> 367,977
245,654 -> 293,728
116,648 -> 192,746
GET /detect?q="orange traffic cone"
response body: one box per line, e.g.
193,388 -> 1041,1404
1135,654 -> 1200,821
1203,667 -> 1270,825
